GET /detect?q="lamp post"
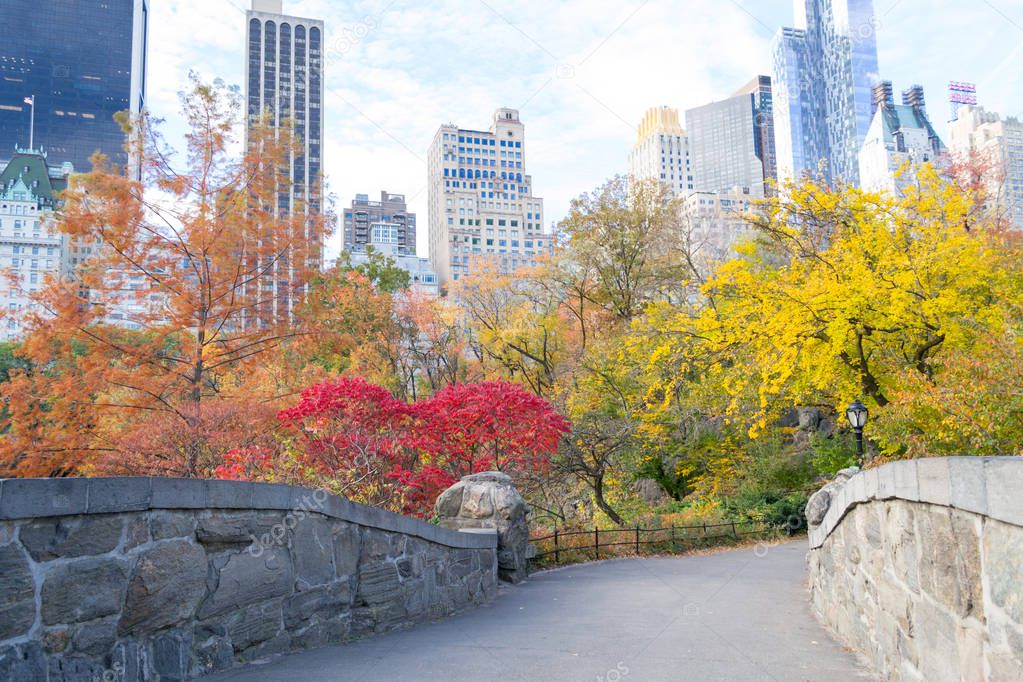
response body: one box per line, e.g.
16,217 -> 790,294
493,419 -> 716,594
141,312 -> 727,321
846,400 -> 869,468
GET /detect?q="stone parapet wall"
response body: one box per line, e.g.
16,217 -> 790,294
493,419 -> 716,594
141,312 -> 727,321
807,457 -> 1023,681
0,478 -> 498,681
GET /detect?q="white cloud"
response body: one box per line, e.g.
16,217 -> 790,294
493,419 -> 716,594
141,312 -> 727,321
147,0 -> 1023,261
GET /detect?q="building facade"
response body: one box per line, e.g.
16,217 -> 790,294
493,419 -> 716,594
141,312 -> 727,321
0,0 -> 148,173
343,191 -> 416,255
771,0 -> 880,185
244,0 -> 324,320
680,190 -> 755,275
628,106 -> 692,196
685,76 -> 777,197
0,149 -> 71,340
949,105 -> 1023,229
427,108 -> 547,287
858,82 -> 944,193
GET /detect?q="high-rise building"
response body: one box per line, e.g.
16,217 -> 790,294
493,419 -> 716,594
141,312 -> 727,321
244,0 -> 325,320
858,82 -> 944,193
341,190 -> 438,295
685,76 -> 777,197
949,105 -> 1023,229
0,149 -> 72,340
343,191 -> 416,255
628,106 -> 692,196
0,0 -> 148,173
680,191 -> 755,274
771,0 -> 880,185
427,108 -> 547,287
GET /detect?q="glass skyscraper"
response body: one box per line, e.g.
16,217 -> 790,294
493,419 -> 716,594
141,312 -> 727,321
245,0 -> 323,219
771,0 -> 880,185
0,0 -> 148,172
244,0 -> 325,322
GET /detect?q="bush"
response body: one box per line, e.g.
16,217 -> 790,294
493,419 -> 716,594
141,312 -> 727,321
722,488 -> 809,534
810,431 -> 858,476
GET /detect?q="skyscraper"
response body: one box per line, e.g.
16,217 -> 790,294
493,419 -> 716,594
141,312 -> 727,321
427,108 -> 547,287
0,0 -> 149,172
949,105 -> 1023,229
771,0 -> 880,185
685,76 -> 777,197
628,106 -> 692,196
858,82 -> 944,194
245,0 -> 323,219
244,0 -> 325,321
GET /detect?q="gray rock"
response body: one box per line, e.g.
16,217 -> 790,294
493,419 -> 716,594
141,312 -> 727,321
41,557 -> 128,625
0,642 -> 47,682
0,543 -> 36,640
151,628 -> 192,682
805,488 -> 833,528
196,512 -> 282,551
224,599 -> 283,651
119,539 -> 207,636
198,547 -> 293,619
333,523 -> 360,578
19,515 -> 123,562
149,511 -> 196,541
434,482 -> 464,518
283,583 -> 351,630
634,478 -> 667,505
357,561 -> 402,606
70,617 -> 118,657
292,518 -> 334,590
435,471 -> 531,583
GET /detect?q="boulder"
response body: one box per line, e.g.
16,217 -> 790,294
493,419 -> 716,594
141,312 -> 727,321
634,478 -> 667,505
434,471 -> 531,583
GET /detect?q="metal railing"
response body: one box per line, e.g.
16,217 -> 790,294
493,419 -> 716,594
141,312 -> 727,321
530,519 -> 780,566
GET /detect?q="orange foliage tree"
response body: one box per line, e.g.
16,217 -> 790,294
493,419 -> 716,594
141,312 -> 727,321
0,75 -> 332,477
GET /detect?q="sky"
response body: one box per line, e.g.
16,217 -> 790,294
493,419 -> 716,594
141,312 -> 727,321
147,0 -> 1023,261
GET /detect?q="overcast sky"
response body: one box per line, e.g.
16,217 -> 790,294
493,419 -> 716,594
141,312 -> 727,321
147,0 -> 1023,260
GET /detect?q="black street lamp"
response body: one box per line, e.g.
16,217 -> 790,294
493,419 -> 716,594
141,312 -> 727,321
846,400 -> 869,468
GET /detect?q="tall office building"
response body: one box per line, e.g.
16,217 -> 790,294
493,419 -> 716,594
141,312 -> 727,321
771,0 -> 880,185
0,150 -> 72,340
244,0 -> 325,320
343,191 -> 416,255
949,105 -> 1023,229
858,83 -> 944,194
628,106 -> 692,196
0,0 -> 148,173
685,76 -> 777,197
427,108 -> 547,287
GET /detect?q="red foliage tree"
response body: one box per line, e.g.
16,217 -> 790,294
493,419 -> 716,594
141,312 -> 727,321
215,378 -> 569,517
415,381 -> 570,476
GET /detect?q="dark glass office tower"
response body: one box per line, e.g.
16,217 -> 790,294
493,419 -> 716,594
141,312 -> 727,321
0,0 -> 148,172
244,0 -> 324,322
245,0 -> 323,217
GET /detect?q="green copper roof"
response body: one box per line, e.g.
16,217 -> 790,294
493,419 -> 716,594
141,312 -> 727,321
0,151 -> 69,206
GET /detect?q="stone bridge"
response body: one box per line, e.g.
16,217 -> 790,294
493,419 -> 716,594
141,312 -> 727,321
2,459 -> 1022,681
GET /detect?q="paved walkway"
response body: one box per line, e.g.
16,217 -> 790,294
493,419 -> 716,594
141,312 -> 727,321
204,541 -> 873,681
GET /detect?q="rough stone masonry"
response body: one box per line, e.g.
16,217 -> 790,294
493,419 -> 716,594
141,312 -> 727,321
806,457 -> 1023,681
0,477 -> 499,681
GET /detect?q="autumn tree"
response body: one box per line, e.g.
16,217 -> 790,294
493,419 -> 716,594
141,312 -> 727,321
557,176 -> 690,324
0,75 -> 333,477
692,164 -> 1023,454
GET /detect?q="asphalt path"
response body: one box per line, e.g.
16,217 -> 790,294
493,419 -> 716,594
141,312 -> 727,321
204,540 -> 873,682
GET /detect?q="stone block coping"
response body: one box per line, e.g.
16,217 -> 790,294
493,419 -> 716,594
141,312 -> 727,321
0,477 -> 498,550
807,456 -> 1023,549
